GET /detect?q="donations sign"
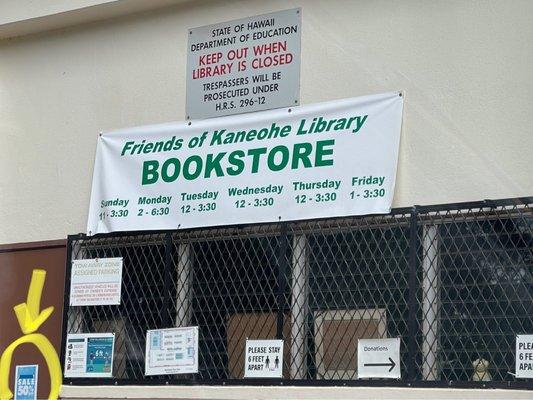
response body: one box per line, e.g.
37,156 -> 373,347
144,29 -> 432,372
87,92 -> 403,235
186,8 -> 301,119
357,338 -> 401,379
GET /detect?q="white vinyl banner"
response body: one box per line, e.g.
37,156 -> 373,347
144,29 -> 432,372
87,92 -> 403,235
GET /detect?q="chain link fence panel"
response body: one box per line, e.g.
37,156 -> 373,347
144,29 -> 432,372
61,197 -> 532,388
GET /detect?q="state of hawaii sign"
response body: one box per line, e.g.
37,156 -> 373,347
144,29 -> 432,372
186,8 -> 301,119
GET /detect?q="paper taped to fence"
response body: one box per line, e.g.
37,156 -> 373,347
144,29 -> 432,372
70,258 -> 123,306
244,339 -> 284,378
145,326 -> 199,376
64,333 -> 115,378
87,91 -> 403,235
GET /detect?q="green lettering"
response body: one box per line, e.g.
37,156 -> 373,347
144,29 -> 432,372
183,156 -> 203,180
227,150 -> 245,176
315,139 -> 335,167
291,142 -> 313,169
279,125 -> 291,137
246,130 -> 257,142
204,152 -> 226,178
210,130 -> 225,145
143,142 -> 154,153
142,160 -> 159,185
267,145 -> 289,172
122,141 -> 134,156
257,128 -> 270,140
161,158 -> 180,183
223,132 -> 235,144
247,147 -> 267,173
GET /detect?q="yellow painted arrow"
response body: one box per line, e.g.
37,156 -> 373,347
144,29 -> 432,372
13,269 -> 54,334
0,333 -> 61,400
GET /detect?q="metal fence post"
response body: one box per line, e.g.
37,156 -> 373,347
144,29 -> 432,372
59,235 -> 75,376
164,232 -> 173,328
58,197 -> 533,388
407,207 -> 419,381
176,242 -> 192,327
276,223 -> 289,340
290,233 -> 309,379
422,224 -> 440,380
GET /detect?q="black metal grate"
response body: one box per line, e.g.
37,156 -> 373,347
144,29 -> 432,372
61,197 -> 533,388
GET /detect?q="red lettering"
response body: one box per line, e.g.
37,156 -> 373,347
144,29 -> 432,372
252,53 -> 293,69
253,41 -> 287,56
192,63 -> 234,80
198,52 -> 223,66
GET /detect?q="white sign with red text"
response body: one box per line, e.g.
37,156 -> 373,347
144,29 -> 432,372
69,258 -> 123,306
186,8 -> 301,119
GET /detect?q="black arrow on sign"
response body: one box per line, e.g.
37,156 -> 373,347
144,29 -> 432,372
364,357 -> 396,372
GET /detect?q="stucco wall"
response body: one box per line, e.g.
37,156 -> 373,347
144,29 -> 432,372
1,0 -> 532,244
0,0 -> 119,25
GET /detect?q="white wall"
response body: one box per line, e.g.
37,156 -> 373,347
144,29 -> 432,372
0,0 -> 119,25
1,0 -> 532,244
0,0 -> 185,39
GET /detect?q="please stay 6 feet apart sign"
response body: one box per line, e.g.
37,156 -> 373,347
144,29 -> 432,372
244,339 -> 283,378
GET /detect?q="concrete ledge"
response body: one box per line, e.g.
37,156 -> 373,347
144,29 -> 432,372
60,385 -> 533,400
0,0 -> 187,40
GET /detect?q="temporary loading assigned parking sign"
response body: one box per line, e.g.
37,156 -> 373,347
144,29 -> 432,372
69,258 -> 123,306
87,92 -> 403,235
